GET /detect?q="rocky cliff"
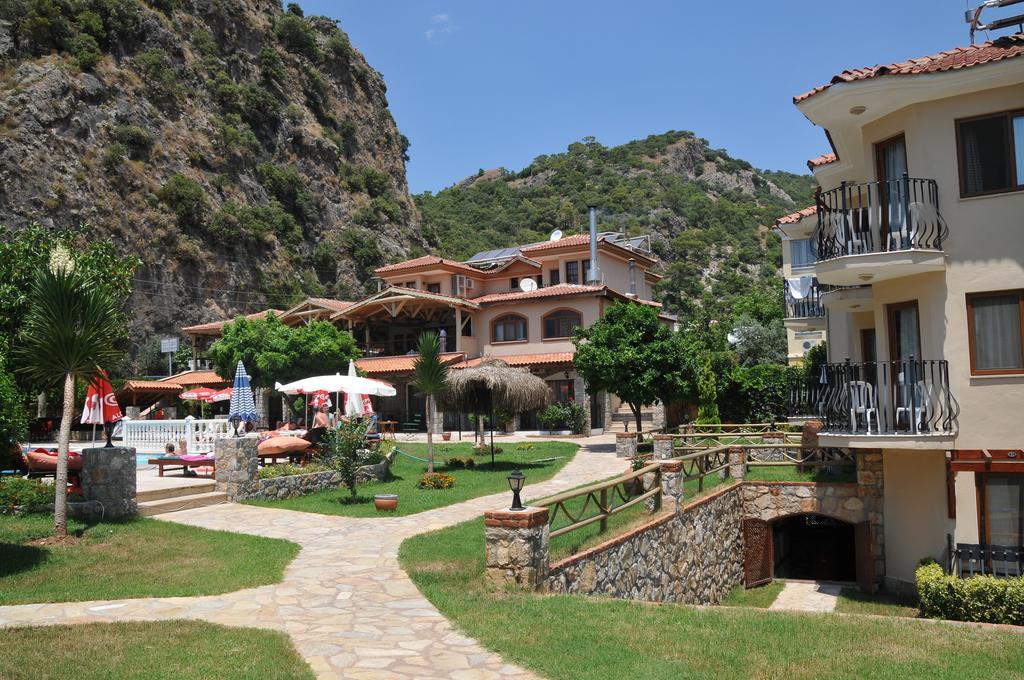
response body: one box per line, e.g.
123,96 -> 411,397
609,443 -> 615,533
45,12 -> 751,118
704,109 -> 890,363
0,0 -> 420,347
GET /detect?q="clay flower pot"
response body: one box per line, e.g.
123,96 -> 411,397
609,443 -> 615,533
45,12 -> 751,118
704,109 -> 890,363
441,432 -> 452,441
374,494 -> 399,512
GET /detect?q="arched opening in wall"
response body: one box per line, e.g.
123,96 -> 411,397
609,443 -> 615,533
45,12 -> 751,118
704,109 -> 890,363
772,514 -> 856,582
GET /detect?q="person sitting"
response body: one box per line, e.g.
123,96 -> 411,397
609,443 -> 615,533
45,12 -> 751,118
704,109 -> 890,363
164,442 -> 175,456
177,437 -> 197,477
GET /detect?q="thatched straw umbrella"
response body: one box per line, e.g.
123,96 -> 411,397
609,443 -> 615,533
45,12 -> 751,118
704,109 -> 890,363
441,358 -> 551,466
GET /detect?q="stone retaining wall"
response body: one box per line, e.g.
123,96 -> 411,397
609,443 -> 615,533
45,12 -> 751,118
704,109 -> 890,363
740,482 -> 867,524
545,483 -> 744,605
247,450 -> 394,501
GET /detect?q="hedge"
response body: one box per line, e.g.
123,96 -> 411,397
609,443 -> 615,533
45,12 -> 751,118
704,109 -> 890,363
916,560 -> 1024,626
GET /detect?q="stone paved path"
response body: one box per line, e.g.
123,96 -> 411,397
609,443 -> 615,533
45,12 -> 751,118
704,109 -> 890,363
0,439 -> 623,679
768,581 -> 844,613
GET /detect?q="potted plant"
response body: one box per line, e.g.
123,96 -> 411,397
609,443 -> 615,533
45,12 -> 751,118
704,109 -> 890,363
624,452 -> 647,497
374,493 -> 398,512
441,431 -> 452,441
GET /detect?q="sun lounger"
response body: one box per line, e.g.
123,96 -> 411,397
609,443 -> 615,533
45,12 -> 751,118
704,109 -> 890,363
148,455 -> 216,478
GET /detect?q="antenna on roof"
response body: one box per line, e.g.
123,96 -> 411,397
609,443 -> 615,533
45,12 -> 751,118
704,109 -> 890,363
549,229 -> 563,242
966,0 -> 1024,44
519,278 -> 538,293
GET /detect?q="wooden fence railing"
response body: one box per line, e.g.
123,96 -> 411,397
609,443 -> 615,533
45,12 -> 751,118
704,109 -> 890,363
673,446 -> 731,493
538,462 -> 662,539
680,423 -> 787,434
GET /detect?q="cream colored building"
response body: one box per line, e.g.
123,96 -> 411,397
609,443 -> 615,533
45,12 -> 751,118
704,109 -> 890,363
792,33 -> 1024,592
184,228 -> 673,434
775,206 -> 826,365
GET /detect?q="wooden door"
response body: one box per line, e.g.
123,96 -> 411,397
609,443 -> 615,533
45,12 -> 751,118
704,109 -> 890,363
855,521 -> 876,594
743,518 -> 773,587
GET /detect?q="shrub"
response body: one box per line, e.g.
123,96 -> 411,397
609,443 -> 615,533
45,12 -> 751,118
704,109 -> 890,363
720,363 -> 790,423
418,472 -> 455,490
258,45 -> 285,83
340,164 -> 390,198
112,124 -> 154,158
158,173 -> 208,229
70,31 -> 101,69
0,477 -> 54,513
538,402 -> 586,434
192,28 -> 219,58
257,463 -> 329,479
102,142 -> 128,171
135,48 -> 181,104
214,114 -> 260,157
210,200 -> 301,242
444,457 -> 475,470
916,560 -> 1024,626
326,30 -> 351,60
0,356 -> 27,459
319,419 -> 370,499
256,162 -> 317,224
275,14 -> 319,60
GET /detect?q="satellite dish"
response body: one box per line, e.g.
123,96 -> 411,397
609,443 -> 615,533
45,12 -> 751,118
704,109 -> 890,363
549,229 -> 563,242
519,278 -> 538,293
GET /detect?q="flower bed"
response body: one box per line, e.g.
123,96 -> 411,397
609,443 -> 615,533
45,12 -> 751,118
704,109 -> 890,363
248,449 -> 394,501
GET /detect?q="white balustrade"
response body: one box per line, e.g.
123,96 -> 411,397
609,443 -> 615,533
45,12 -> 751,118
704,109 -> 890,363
120,416 -> 233,453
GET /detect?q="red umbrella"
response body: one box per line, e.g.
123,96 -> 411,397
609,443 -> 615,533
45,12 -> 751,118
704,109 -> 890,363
81,370 -> 123,447
210,387 -> 233,403
180,387 -> 217,403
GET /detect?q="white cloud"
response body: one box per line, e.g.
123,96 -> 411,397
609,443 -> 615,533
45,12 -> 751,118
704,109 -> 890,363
425,13 -> 458,41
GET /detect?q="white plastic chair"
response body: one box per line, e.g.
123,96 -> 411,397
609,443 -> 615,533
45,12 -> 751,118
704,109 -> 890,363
896,380 -> 931,433
848,380 -> 878,434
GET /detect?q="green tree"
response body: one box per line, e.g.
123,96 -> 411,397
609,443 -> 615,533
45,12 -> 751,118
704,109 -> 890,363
731,313 -> 786,367
320,418 -> 370,500
0,352 -> 28,467
207,315 -> 360,388
14,251 -> 123,537
572,302 -> 685,435
412,331 -> 447,474
695,358 -> 720,424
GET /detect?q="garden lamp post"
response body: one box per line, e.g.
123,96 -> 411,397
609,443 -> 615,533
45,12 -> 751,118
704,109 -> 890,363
508,470 -> 525,511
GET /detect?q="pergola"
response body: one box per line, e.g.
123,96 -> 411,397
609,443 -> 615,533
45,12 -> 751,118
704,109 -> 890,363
332,287 -> 479,355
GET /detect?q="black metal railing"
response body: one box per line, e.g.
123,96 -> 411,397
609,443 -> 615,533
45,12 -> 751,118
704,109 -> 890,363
785,279 -> 825,319
815,357 -> 959,435
814,175 -> 948,261
950,541 -> 1024,578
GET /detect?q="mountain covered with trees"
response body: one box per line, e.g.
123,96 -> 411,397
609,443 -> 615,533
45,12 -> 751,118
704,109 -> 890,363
0,0 -> 422,365
416,132 -> 816,321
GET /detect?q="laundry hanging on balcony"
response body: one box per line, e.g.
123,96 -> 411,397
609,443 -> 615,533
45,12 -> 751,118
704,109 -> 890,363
786,276 -> 815,301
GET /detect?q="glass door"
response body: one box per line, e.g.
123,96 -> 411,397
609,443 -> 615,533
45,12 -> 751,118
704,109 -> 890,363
984,475 -> 1024,575
887,301 -> 921,431
875,134 -> 908,249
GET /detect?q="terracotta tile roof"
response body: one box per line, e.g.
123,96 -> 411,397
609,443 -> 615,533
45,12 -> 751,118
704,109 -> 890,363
807,153 -> 837,169
122,380 -> 183,393
519,234 -> 593,253
162,370 -> 228,386
182,309 -> 280,334
453,352 -> 576,369
355,353 -> 465,376
794,34 -> 1024,103
776,205 -> 818,226
374,255 -> 477,276
473,284 -> 606,305
304,298 -> 353,312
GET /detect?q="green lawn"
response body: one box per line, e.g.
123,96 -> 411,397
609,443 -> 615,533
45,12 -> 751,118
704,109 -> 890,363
0,514 -> 299,605
400,518 -> 1024,680
0,621 -> 314,680
244,441 -> 578,517
745,464 -> 857,483
722,580 -> 785,608
836,588 -> 920,618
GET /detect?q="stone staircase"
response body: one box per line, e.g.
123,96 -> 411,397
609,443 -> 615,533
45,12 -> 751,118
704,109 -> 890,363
607,404 -> 657,433
137,481 -> 228,517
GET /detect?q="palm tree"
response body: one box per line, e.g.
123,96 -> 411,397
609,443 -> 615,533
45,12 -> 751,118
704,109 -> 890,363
15,258 -> 122,537
412,331 -> 447,474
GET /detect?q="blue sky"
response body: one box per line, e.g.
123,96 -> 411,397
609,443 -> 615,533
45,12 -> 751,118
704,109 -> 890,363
302,1 -> 972,193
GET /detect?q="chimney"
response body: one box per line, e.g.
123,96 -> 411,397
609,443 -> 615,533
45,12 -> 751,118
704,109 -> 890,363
587,205 -> 601,285
628,258 -> 637,297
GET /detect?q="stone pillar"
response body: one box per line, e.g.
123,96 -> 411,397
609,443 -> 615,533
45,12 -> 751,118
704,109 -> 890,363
651,399 -> 666,431
572,375 -> 591,437
856,449 -> 885,585
660,459 -> 684,510
81,447 -> 137,519
615,432 -> 638,459
728,445 -> 747,480
652,433 -> 675,460
602,391 -> 614,432
761,431 -> 786,462
215,437 -> 258,501
484,507 -> 550,589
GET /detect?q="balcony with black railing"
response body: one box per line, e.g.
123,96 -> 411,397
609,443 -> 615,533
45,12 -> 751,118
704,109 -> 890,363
813,175 -> 949,285
813,357 -> 959,445
785,278 -> 825,323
